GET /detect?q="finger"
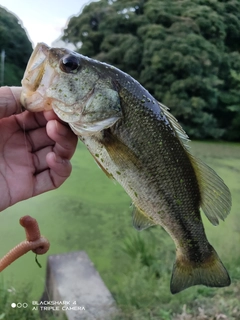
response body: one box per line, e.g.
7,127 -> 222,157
44,110 -> 66,125
0,86 -> 22,118
32,146 -> 53,173
27,127 -> 54,152
43,110 -> 58,121
47,152 -> 72,184
15,110 -> 47,131
46,120 -> 78,160
33,152 -> 72,195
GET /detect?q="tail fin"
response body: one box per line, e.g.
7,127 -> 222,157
170,247 -> 231,294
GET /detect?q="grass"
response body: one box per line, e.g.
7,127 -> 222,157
0,140 -> 239,319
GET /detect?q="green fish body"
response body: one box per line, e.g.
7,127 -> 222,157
21,43 -> 232,293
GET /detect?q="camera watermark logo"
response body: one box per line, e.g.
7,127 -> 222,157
11,302 -> 28,308
10,300 -> 85,312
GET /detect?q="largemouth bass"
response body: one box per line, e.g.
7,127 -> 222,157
20,43 -> 232,294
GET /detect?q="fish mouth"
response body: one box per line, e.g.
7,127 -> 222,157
21,43 -> 55,111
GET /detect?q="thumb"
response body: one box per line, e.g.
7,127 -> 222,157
0,86 -> 22,118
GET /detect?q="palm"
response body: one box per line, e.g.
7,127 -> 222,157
0,109 -> 77,211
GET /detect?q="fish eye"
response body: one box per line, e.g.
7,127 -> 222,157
60,55 -> 80,73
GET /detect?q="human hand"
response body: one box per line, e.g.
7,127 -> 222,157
0,86 -> 78,212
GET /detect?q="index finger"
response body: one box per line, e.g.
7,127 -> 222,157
0,86 -> 22,118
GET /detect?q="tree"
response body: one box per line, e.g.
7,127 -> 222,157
0,6 -> 32,86
62,0 -> 240,140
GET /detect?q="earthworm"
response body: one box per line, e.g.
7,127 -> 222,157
0,215 -> 50,271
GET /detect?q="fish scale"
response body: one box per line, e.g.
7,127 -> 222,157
114,89 -> 198,214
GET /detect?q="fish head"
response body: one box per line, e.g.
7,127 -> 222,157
21,43 -> 122,135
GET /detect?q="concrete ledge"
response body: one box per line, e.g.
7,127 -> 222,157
40,251 -> 118,320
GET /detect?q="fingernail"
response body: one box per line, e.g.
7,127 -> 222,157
54,154 -> 68,164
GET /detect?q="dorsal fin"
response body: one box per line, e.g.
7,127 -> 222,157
159,102 -> 190,149
159,101 -> 231,225
188,153 -> 232,225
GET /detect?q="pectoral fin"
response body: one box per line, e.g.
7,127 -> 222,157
101,129 -> 140,168
132,206 -> 156,231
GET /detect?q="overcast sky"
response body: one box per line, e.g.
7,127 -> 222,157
1,0 -> 96,47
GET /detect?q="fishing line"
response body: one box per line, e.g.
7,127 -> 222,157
20,107 -> 33,172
